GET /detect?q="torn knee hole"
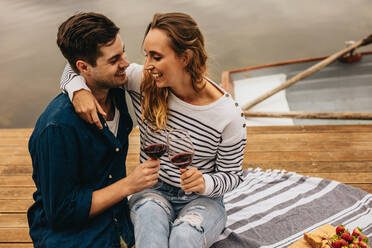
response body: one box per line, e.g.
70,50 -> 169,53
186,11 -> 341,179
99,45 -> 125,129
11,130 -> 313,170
187,206 -> 206,211
173,213 -> 204,233
133,193 -> 171,215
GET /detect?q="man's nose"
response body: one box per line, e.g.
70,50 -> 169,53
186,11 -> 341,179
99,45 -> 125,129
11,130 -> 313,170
119,54 -> 130,69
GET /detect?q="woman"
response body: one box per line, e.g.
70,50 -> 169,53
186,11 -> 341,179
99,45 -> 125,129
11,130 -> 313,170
61,12 -> 246,248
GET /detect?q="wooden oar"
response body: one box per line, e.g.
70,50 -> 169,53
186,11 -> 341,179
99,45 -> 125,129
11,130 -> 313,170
242,34 -> 372,111
243,111 -> 372,120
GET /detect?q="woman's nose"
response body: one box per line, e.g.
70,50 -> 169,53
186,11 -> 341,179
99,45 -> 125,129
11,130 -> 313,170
144,58 -> 154,71
145,64 -> 155,71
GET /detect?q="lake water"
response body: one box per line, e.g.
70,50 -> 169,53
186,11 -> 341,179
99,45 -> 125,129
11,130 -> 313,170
1,0 -> 372,128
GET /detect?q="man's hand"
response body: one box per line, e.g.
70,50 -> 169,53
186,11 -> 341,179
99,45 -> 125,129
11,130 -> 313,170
89,159 -> 159,217
127,159 -> 160,193
180,167 -> 205,194
72,89 -> 107,129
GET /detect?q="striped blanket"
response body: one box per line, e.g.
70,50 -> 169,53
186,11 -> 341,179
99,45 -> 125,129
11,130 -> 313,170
213,168 -> 372,248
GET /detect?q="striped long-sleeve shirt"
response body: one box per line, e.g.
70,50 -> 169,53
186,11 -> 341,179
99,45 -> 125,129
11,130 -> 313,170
61,63 -> 247,197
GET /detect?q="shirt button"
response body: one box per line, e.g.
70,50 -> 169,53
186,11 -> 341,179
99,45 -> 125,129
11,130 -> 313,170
235,102 -> 239,107
104,123 -> 108,127
243,123 -> 246,128
108,174 -> 113,179
115,147 -> 120,152
225,93 -> 230,97
114,218 -> 118,222
241,113 -> 244,117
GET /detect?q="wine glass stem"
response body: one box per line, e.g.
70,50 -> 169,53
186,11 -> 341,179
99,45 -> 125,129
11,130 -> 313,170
179,167 -> 192,196
151,158 -> 162,189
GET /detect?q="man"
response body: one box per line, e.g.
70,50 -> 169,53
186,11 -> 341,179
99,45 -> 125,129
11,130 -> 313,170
27,12 -> 159,248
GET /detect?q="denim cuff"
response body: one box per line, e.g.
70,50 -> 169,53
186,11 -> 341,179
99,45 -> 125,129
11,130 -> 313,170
73,187 -> 93,227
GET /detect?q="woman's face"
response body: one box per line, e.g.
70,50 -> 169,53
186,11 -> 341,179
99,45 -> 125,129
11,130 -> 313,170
143,28 -> 187,88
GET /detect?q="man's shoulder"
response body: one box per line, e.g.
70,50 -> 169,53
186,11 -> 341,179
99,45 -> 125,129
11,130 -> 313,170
33,93 -> 83,132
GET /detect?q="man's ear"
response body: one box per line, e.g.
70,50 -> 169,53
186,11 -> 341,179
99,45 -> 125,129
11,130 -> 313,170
182,49 -> 193,67
75,60 -> 89,74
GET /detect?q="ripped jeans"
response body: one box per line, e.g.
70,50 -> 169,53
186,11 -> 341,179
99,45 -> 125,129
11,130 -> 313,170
128,181 -> 227,248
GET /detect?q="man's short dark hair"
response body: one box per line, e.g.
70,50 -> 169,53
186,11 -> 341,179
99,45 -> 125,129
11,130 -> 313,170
57,12 -> 120,73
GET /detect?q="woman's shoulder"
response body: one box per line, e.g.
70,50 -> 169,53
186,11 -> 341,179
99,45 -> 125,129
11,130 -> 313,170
214,91 -> 242,113
125,63 -> 143,92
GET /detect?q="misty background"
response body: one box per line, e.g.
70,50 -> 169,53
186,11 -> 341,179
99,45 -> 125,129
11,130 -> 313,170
1,0 -> 371,128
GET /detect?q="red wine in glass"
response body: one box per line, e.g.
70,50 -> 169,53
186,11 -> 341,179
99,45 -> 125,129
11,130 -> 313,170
170,152 -> 193,168
141,124 -> 167,189
167,129 -> 195,198
144,144 -> 167,159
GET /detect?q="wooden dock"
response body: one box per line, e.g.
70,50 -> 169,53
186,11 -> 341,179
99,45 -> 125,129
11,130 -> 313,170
1,125 -> 372,246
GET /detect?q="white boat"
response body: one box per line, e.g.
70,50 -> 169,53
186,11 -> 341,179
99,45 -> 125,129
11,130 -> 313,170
221,51 -> 372,126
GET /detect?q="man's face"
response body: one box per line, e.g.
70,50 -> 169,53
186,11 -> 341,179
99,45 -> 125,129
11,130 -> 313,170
88,34 -> 130,89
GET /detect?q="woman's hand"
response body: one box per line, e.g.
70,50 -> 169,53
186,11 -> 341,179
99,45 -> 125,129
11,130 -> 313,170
72,89 -> 106,129
180,167 -> 205,194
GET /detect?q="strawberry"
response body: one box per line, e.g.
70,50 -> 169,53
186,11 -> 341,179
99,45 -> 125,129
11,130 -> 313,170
336,225 -> 346,235
340,239 -> 349,247
352,227 -> 362,237
341,232 -> 354,243
358,241 -> 368,248
332,240 -> 343,248
352,240 -> 360,245
333,240 -> 349,248
359,235 -> 369,243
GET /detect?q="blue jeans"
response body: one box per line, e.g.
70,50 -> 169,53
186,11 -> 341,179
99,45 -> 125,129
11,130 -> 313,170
129,181 -> 227,248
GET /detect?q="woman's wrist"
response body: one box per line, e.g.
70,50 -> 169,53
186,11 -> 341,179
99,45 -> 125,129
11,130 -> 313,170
200,174 -> 214,196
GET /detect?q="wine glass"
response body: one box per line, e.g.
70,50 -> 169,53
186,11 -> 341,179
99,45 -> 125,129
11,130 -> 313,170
141,124 -> 167,189
166,129 -> 194,198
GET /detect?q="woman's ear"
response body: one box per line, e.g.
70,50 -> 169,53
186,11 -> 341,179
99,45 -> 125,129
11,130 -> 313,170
182,49 -> 193,67
76,60 -> 89,74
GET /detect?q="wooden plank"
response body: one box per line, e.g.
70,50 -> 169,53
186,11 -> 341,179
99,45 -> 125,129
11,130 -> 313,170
0,200 -> 33,213
0,140 -> 30,145
0,187 -> 34,200
244,111 -> 372,120
0,156 -> 31,166
351,184 -> 372,193
0,147 -> 29,155
2,125 -> 371,135
125,154 -> 140,165
0,214 -> 28,228
0,128 -> 31,133
0,228 -> 31,242
0,176 -> 34,187
243,161 -> 372,173
299,172 -> 372,184
0,244 -> 33,248
244,132 -> 372,142
0,125 -> 370,247
0,165 -> 33,176
245,141 -> 372,152
244,150 -> 372,162
245,124 -> 372,134
127,145 -> 140,153
0,133 -> 31,139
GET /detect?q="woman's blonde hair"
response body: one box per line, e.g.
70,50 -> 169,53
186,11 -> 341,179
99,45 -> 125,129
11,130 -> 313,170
140,12 -> 208,130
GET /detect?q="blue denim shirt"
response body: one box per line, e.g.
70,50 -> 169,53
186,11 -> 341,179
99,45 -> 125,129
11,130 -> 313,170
27,89 -> 134,248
